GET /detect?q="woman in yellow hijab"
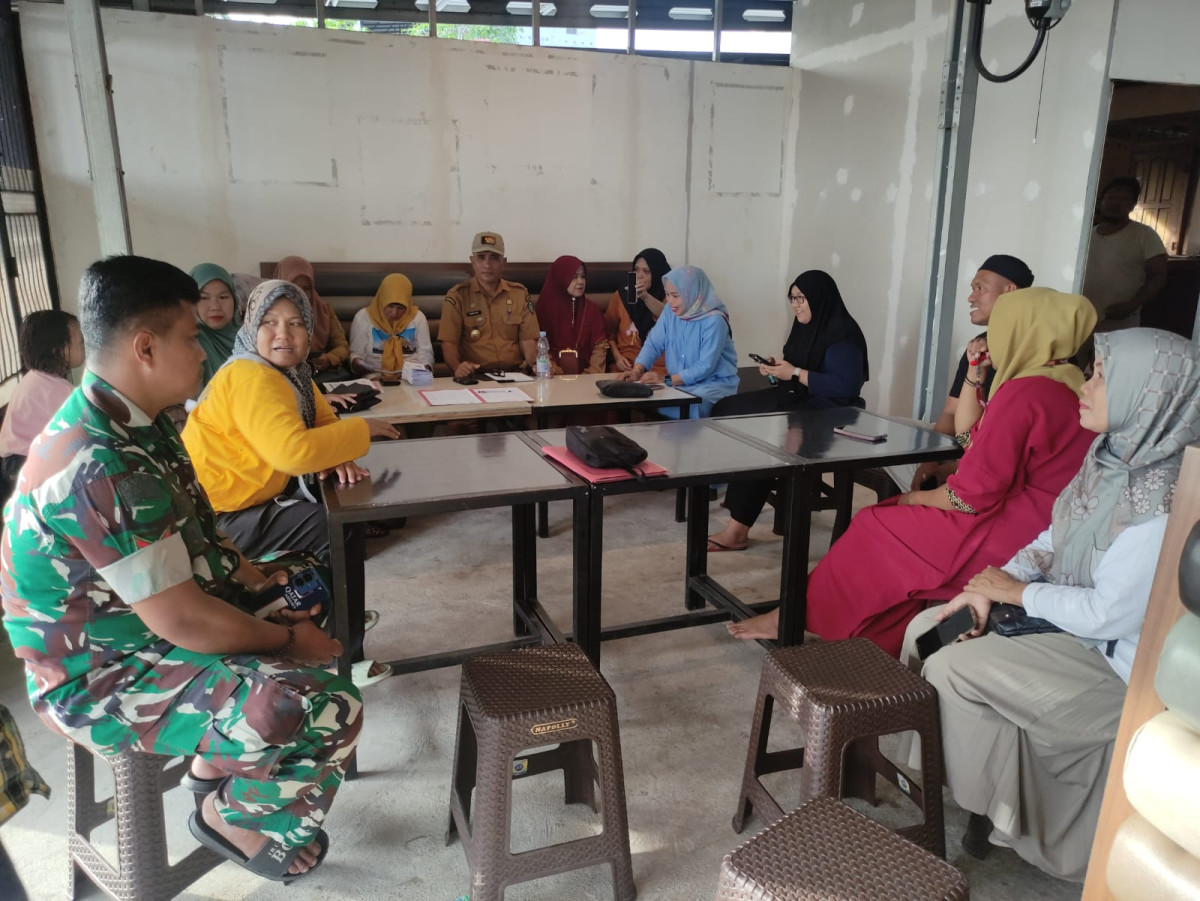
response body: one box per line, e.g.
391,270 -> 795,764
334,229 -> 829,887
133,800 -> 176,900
348,274 -> 434,379
730,288 -> 1099,654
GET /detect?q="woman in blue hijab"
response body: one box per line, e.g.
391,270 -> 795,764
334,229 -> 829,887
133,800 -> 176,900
616,265 -> 739,418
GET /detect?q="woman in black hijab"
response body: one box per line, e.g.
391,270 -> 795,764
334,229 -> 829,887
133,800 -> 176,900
604,248 -> 672,374
712,269 -> 869,418
707,270 -> 870,551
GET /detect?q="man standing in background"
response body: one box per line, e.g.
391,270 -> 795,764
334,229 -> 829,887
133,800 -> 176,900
1082,176 -> 1168,332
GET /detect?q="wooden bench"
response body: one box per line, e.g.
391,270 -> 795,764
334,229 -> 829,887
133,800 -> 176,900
257,261 -> 633,376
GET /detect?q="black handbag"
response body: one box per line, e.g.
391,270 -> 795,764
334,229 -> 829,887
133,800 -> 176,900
988,603 -> 1063,637
566,425 -> 649,478
597,379 -> 653,399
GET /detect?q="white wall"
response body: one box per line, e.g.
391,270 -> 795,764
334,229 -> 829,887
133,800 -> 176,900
22,3 -> 795,361
786,0 -> 951,413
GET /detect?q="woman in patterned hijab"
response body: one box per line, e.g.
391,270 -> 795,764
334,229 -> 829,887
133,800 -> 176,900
905,328 -> 1200,882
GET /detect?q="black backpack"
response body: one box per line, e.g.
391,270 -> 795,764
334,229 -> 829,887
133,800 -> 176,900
566,425 -> 648,479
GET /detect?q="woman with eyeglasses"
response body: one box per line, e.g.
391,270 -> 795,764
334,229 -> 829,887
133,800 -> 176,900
706,270 -> 868,552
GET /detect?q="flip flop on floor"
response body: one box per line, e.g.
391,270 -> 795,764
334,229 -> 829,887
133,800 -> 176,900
707,538 -> 748,552
187,810 -> 329,884
352,659 -> 392,688
364,609 -> 380,632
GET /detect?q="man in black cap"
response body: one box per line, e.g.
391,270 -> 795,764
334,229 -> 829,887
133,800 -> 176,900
904,253 -> 1035,491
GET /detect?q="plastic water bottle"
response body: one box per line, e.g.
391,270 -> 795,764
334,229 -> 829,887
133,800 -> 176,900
535,331 -> 551,380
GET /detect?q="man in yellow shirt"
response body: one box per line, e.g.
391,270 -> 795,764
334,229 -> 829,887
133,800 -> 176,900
439,231 -> 540,377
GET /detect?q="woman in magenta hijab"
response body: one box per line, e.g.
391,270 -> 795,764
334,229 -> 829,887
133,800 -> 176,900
536,255 -> 608,374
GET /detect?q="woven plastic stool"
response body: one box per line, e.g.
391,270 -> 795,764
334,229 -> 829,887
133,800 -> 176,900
67,741 -> 220,901
732,639 -> 946,858
715,797 -> 969,901
446,643 -> 636,901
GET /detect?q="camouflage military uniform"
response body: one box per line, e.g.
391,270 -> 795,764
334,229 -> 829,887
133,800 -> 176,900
0,372 -> 362,848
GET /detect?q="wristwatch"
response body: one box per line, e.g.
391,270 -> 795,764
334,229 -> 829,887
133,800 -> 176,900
793,367 -> 801,380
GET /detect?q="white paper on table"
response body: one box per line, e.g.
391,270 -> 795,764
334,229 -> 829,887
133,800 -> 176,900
474,387 -> 533,404
493,371 -> 534,383
419,388 -> 483,406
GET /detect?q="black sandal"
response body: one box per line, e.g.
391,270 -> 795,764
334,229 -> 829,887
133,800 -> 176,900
188,810 -> 329,884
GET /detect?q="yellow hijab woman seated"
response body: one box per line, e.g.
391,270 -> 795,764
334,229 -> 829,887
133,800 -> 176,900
348,274 -> 435,379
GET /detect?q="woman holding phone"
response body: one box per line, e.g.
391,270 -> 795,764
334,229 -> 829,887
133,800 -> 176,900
713,269 -> 869,418
605,248 -> 671,375
899,329 -> 1200,881
706,270 -> 868,551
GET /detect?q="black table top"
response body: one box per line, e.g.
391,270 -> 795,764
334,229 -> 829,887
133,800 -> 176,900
528,418 -> 796,486
324,432 -> 584,517
708,408 -> 959,469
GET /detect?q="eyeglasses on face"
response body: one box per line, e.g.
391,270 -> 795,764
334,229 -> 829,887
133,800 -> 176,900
787,293 -> 807,305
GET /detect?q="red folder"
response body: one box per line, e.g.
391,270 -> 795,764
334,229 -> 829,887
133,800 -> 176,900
541,445 -> 668,484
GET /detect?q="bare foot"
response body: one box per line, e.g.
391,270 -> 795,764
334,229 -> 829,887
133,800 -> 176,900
201,792 -> 320,876
708,520 -> 751,551
726,608 -> 779,640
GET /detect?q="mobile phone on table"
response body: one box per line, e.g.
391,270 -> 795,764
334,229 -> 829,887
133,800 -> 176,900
915,606 -> 976,660
625,270 -> 636,305
833,426 -> 887,443
748,353 -> 778,385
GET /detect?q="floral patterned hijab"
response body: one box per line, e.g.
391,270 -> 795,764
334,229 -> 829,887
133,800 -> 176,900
1038,329 -> 1200,588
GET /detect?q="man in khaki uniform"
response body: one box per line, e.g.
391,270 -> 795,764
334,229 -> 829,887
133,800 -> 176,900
440,232 -> 539,378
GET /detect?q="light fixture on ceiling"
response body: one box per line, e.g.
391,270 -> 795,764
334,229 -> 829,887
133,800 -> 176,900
415,0 -> 471,11
327,0 -> 379,8
589,5 -> 630,18
668,7 -> 712,20
506,1 -> 557,15
221,0 -> 279,6
741,8 -> 784,22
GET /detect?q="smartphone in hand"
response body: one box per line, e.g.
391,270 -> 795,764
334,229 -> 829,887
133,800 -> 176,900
915,605 -> 976,659
748,353 -> 778,385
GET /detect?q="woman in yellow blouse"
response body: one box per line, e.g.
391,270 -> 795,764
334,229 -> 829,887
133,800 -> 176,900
184,280 -> 398,684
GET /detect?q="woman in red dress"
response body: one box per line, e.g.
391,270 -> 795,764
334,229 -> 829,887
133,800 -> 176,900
537,255 -> 608,374
728,288 -> 1098,656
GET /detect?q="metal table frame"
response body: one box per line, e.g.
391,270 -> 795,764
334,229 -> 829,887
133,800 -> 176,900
698,410 -> 961,647
520,420 -> 800,664
323,435 -> 589,683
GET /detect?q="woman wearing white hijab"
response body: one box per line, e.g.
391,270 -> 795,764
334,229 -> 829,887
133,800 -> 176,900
901,328 -> 1200,881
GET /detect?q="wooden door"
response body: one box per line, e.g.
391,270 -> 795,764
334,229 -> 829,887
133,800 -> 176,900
1133,144 -> 1192,254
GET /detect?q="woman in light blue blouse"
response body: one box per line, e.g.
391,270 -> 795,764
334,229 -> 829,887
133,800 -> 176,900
617,265 -> 738,418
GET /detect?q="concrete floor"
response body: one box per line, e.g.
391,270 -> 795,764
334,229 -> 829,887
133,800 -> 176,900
0,488 -> 1084,900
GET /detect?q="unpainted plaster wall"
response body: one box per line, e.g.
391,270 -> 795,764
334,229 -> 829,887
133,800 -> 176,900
786,0 -> 1200,415
21,3 -> 796,361
787,0 -> 950,414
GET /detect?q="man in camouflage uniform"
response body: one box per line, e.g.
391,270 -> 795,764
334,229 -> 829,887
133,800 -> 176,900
1,256 -> 360,882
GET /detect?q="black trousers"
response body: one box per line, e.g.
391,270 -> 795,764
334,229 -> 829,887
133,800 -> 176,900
714,387 -> 856,528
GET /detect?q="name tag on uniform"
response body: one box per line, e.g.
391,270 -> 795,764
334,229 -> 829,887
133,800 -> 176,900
467,310 -> 482,318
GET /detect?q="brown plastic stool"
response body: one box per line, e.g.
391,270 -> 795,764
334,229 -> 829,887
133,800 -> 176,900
715,797 -> 969,901
732,639 -> 946,858
67,741 -> 220,901
446,643 -> 636,901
